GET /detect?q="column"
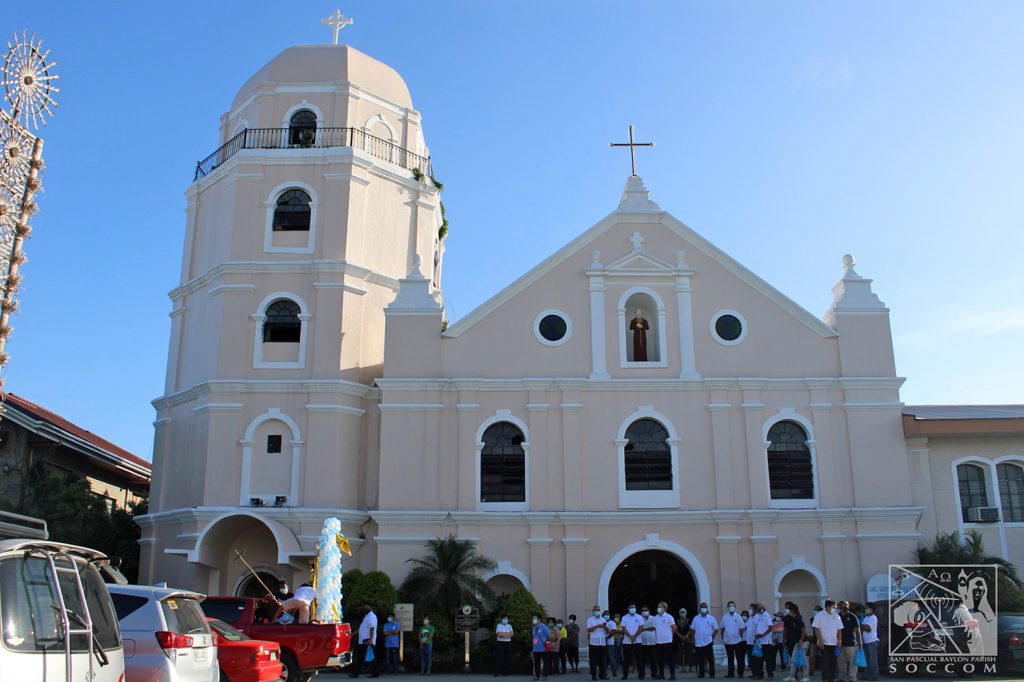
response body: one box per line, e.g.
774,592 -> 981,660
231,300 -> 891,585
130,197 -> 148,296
563,528 -> 588,617
561,388 -> 584,509
588,272 -> 609,379
742,386 -> 769,508
708,386 -> 734,507
456,388 -> 479,509
528,519 -> 555,606
675,272 -> 699,379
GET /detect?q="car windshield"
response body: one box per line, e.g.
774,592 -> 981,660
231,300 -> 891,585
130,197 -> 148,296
208,619 -> 249,642
0,554 -> 121,652
160,597 -> 210,636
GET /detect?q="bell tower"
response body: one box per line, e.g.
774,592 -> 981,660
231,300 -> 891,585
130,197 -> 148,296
142,41 -> 443,590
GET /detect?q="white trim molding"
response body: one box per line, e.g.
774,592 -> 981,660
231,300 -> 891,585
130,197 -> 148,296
263,181 -> 318,254
476,409 -> 530,512
615,406 -> 681,509
762,408 -> 820,509
482,561 -> 532,591
252,292 -> 310,370
240,408 -> 302,506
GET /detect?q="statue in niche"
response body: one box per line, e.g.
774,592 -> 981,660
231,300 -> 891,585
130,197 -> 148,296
629,308 -> 649,361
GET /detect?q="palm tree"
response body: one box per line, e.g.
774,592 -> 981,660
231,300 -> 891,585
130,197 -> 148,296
914,529 -> 1024,590
402,534 -> 497,613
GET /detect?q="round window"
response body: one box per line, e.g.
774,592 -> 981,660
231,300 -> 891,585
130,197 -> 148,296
534,310 -> 572,346
715,314 -> 742,341
538,314 -> 568,342
710,310 -> 747,346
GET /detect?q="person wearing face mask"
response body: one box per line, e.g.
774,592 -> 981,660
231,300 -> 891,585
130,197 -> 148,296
587,605 -> 610,681
652,601 -> 677,680
689,602 -> 718,679
672,608 -> 691,674
606,613 -> 621,677
547,617 -> 562,677
720,601 -> 745,678
620,602 -> 645,680
749,602 -> 775,680
639,607 -> 656,679
383,612 -> 401,674
532,613 -> 552,680
811,600 -> 842,682
495,612 -> 513,677
419,617 -> 435,675
781,603 -> 805,682
742,610 -> 756,675
277,581 -> 293,601
835,601 -> 860,682
859,603 -> 879,682
558,619 -> 569,675
566,615 -> 581,673
350,603 -> 378,679
806,606 -> 821,678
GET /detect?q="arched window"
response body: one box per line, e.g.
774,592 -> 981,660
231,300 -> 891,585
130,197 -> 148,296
997,462 -> 1024,523
480,422 -> 525,503
288,110 -> 317,146
262,299 -> 301,343
957,463 -> 989,522
272,189 -> 312,231
767,421 -> 814,500
624,418 -> 672,490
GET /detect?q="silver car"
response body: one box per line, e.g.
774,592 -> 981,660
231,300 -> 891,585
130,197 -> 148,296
108,584 -> 218,681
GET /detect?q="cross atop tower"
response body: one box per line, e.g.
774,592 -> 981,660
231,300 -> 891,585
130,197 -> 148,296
321,9 -> 354,45
610,124 -> 654,177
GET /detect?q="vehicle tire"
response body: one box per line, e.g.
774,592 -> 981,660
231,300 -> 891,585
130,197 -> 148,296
281,650 -> 301,682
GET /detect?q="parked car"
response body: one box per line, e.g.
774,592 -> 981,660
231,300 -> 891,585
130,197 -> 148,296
206,617 -> 284,682
997,612 -> 1024,674
108,583 -> 218,681
0,538 -> 126,682
200,596 -> 352,682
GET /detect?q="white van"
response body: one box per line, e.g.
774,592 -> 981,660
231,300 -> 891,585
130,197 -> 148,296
0,539 -> 126,682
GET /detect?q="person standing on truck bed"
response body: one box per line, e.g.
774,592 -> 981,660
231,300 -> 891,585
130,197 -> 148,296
351,603 -> 379,678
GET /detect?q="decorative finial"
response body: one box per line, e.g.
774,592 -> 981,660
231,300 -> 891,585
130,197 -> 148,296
609,124 -> 654,177
629,231 -> 644,253
321,9 -> 353,45
676,250 -> 688,268
590,250 -> 602,268
842,254 -> 859,278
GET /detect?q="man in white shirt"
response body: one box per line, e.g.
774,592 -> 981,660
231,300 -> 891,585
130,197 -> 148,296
860,604 -> 879,682
350,603 -> 378,678
620,602 -> 646,680
749,603 -> 774,680
495,612 -> 514,676
640,607 -> 657,679
720,601 -> 745,678
652,601 -> 677,680
811,600 -> 843,682
587,605 -> 610,681
689,602 -> 719,679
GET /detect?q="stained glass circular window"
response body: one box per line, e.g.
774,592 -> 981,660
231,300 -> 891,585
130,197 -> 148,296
538,314 -> 567,342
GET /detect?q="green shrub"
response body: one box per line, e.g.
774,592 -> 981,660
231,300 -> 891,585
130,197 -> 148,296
348,570 -> 398,616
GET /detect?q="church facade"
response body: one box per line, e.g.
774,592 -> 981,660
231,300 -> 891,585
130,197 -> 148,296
139,42 -> 1024,619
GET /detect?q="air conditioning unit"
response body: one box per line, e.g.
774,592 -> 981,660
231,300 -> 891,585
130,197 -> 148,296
967,506 -> 1000,523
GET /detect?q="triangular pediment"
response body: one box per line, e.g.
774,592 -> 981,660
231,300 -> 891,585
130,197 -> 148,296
603,250 -> 678,273
443,176 -> 837,340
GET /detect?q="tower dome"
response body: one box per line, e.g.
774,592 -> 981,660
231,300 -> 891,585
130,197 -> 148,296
231,44 -> 413,112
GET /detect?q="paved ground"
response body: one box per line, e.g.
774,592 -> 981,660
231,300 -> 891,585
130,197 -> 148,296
315,672 -> 1021,682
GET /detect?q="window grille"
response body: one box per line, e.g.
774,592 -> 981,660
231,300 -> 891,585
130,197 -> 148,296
624,418 -> 672,490
480,422 -> 525,503
272,189 -> 312,231
262,300 -> 301,343
767,421 -> 814,499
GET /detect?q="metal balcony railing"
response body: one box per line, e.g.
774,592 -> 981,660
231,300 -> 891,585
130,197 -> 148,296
194,127 -> 432,181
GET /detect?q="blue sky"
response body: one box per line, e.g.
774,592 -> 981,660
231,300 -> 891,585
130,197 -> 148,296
4,2 -> 1023,460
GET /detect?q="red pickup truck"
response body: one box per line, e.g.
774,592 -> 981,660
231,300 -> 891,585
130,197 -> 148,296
200,596 -> 352,682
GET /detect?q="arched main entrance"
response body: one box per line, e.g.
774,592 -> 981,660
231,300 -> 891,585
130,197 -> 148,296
237,571 -> 286,598
607,550 -> 698,617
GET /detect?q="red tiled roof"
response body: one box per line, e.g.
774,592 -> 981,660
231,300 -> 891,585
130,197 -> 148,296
1,392 -> 151,473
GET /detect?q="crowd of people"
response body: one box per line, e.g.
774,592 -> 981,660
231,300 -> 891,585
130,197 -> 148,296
514,599 -> 879,682
273,593 -> 879,682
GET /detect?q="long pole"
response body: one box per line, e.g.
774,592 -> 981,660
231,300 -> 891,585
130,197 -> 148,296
233,549 -> 282,606
0,134 -> 43,366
